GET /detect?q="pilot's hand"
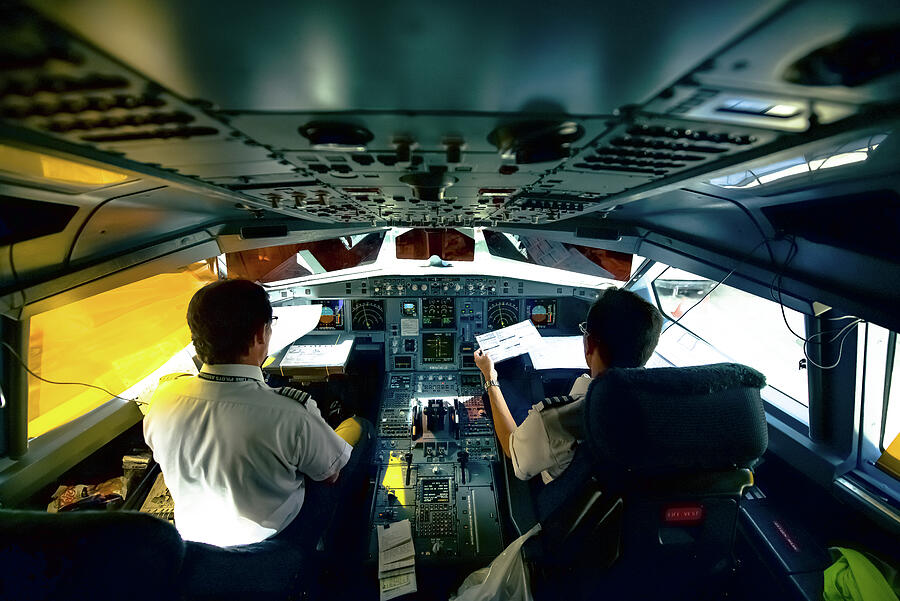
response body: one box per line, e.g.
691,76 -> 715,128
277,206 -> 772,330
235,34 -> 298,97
474,349 -> 497,382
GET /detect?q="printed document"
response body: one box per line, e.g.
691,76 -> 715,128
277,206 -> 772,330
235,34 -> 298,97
475,320 -> 541,364
377,519 -> 417,600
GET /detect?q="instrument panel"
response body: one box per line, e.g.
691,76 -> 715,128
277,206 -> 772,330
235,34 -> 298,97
270,277 -> 601,371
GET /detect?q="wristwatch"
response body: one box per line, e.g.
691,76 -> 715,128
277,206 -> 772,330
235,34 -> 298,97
484,379 -> 499,391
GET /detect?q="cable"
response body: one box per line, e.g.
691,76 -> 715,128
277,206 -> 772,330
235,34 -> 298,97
7,242 -> 27,314
802,318 -> 863,370
664,238 -> 769,331
0,340 -> 138,403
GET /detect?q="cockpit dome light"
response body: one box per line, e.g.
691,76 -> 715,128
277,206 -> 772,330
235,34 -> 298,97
487,120 -> 585,164
299,121 -> 374,151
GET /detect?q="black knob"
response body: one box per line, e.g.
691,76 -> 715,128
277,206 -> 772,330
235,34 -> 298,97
457,451 -> 470,485
404,452 -> 413,485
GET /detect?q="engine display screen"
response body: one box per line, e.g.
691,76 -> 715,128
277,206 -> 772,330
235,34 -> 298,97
421,479 -> 450,504
525,298 -> 557,328
314,300 -> 344,330
422,297 -> 455,329
422,332 -> 455,364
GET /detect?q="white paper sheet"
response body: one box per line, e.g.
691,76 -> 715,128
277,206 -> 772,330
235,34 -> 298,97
269,304 -> 323,354
528,336 -> 589,370
400,318 -> 419,336
281,338 -> 354,367
475,320 -> 542,364
380,570 -> 417,601
377,519 -> 417,600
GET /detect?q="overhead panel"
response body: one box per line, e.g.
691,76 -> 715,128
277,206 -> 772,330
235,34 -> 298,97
1,1 -> 898,230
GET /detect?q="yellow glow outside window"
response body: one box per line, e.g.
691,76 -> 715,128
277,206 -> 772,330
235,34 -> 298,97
27,264 -> 217,438
0,144 -> 130,187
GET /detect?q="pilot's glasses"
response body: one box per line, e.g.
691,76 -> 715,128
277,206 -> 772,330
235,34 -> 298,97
578,321 -> 588,336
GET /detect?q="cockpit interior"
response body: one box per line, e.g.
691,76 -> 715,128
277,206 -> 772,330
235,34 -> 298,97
1,1 -> 899,599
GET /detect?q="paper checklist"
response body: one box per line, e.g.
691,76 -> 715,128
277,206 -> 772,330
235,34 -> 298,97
377,519 -> 417,600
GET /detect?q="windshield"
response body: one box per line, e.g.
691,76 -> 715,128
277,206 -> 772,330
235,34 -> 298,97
483,230 -> 633,281
225,232 -> 386,282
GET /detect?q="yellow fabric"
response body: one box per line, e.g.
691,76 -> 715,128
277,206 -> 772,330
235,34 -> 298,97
334,417 -> 363,447
27,265 -> 216,438
824,547 -> 900,601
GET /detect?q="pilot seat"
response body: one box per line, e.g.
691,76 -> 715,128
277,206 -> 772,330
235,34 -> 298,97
514,363 -> 768,600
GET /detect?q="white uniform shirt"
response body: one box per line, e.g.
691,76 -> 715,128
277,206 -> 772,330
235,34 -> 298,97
509,374 -> 592,484
143,364 -> 351,547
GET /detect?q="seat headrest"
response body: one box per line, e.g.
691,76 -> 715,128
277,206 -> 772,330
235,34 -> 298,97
583,363 -> 768,474
0,509 -> 184,601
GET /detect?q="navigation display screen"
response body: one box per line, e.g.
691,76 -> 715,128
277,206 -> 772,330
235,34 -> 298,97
422,297 -> 455,329
314,300 -> 344,330
422,332 -> 455,363
421,479 -> 450,503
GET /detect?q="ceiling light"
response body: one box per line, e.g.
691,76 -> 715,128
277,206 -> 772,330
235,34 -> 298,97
0,144 -> 130,189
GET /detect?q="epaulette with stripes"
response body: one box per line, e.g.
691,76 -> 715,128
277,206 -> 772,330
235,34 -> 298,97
274,386 -> 311,407
158,372 -> 193,384
538,395 -> 577,411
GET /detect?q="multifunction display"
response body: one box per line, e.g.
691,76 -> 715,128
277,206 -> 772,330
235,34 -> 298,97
422,332 -> 455,363
314,300 -> 344,330
351,299 -> 385,331
422,297 -> 455,329
421,479 -> 451,504
487,299 -> 519,330
525,298 -> 557,328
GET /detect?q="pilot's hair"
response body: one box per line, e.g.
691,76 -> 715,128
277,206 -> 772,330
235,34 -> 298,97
585,288 -> 663,368
187,279 -> 272,364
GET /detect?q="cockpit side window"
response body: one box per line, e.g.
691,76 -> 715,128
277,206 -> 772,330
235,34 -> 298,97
858,324 -> 900,488
24,263 -> 216,439
649,265 -> 810,425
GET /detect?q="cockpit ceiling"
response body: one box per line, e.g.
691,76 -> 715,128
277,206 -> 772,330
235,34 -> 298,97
1,0 -> 899,228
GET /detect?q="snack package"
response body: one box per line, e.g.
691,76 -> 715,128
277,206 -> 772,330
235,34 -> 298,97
47,477 -> 126,512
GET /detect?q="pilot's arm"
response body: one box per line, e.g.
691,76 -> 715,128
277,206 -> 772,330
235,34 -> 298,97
474,349 -> 517,459
474,349 -> 563,481
295,401 -> 352,485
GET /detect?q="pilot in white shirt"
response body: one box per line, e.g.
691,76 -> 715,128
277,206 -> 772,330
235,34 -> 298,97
474,288 -> 663,484
143,279 -> 357,547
